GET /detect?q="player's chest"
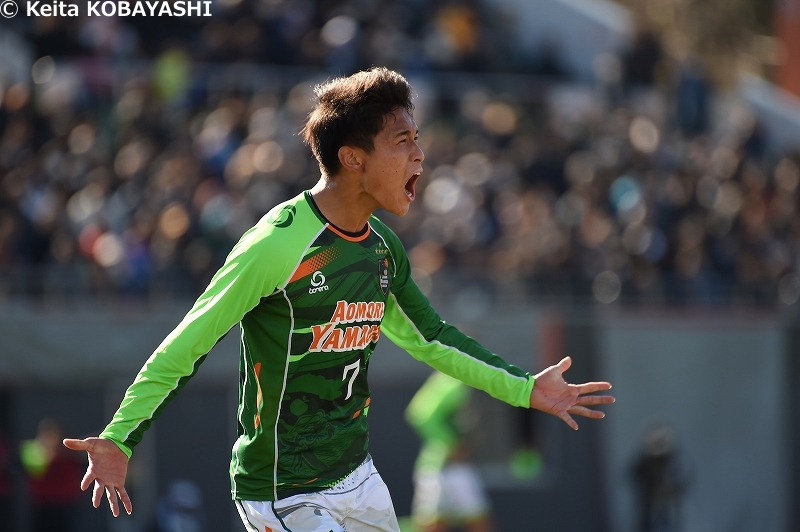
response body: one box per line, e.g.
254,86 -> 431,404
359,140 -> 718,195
284,231 -> 393,321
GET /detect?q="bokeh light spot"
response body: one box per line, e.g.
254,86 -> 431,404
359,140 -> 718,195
424,177 -> 462,214
410,240 -> 446,275
564,151 -> 595,185
629,117 -> 659,154
115,141 -> 150,179
775,158 -> 800,191
253,141 -> 285,173
622,223 -> 652,255
249,107 -> 278,140
225,144 -> 257,189
93,232 -> 125,268
712,182 -> 742,217
482,102 -> 517,135
779,274 -> 800,305
695,175 -> 720,209
159,203 -> 191,240
579,210 -> 612,249
457,152 -> 491,186
593,270 -> 622,303
554,191 -> 587,227
31,56 -> 55,84
321,16 -> 358,47
67,184 -> 105,225
68,124 -> 95,155
711,146 -> 739,179
609,175 -> 642,213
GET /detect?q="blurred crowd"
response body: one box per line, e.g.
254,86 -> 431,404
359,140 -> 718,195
11,0 -> 533,72
1,0 -> 800,305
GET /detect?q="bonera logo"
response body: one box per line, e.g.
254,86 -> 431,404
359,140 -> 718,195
1,0 -> 18,17
309,271 -> 329,294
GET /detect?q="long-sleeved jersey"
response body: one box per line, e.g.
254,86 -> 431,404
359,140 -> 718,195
100,191 -> 534,501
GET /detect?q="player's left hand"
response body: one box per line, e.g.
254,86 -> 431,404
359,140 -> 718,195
529,356 -> 614,430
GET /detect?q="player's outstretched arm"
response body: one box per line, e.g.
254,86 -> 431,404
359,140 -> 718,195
63,437 -> 132,517
529,356 -> 615,430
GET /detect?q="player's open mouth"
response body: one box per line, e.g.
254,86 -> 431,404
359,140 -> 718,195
406,171 -> 421,201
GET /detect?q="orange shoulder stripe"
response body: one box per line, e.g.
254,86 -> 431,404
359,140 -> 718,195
288,247 -> 340,284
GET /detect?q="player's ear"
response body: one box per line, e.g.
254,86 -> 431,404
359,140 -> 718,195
338,146 -> 364,173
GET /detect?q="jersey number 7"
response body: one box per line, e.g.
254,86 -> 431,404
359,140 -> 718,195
342,360 -> 360,400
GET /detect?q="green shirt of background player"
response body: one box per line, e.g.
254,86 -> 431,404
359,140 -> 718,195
63,67 -> 614,529
406,372 -> 494,532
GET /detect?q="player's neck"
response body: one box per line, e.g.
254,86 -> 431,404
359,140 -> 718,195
309,177 -> 374,233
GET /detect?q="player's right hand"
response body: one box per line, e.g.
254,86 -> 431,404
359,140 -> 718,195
63,437 -> 133,517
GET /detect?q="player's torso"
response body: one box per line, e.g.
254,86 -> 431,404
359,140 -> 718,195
234,205 -> 394,498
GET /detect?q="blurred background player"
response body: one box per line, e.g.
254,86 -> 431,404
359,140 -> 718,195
21,418 -> 82,532
630,423 -> 693,532
0,427 -> 13,527
150,478 -> 207,532
405,371 -> 493,532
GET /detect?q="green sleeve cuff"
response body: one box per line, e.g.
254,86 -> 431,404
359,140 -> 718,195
526,375 -> 535,407
100,436 -> 133,459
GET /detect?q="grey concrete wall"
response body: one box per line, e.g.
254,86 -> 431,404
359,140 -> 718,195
599,309 -> 790,532
0,302 -> 240,388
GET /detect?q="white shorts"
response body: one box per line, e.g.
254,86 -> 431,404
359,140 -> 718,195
236,455 -> 400,532
412,463 -> 490,526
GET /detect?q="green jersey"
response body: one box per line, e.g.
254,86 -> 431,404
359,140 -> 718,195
100,191 -> 534,501
405,371 -> 471,473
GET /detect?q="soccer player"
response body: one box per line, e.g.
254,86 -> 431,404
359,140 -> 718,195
406,371 -> 495,532
63,67 -> 614,532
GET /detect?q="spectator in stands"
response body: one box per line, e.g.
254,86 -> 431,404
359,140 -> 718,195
624,28 -> 663,89
675,57 -> 710,136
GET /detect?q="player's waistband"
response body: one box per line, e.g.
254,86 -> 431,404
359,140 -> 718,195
321,454 -> 374,495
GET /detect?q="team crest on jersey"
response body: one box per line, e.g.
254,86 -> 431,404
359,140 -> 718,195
378,258 -> 390,295
266,205 -> 295,228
